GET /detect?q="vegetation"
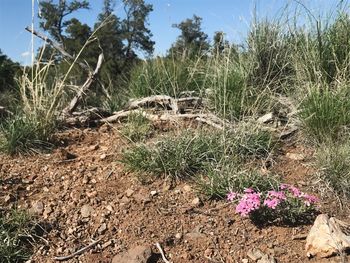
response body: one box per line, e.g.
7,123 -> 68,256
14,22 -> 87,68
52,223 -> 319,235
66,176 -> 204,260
0,209 -> 36,263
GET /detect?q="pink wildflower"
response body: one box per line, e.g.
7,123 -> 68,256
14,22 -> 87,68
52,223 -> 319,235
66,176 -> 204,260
227,192 -> 238,201
280,183 -> 290,190
267,190 -> 286,200
302,194 -> 319,206
264,198 -> 280,209
244,188 -> 255,193
235,192 -> 261,216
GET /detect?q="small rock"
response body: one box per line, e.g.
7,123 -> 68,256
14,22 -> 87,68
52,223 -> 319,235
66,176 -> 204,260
286,152 -> 305,161
247,248 -> 264,261
150,190 -> 157,196
175,233 -> 182,239
183,184 -> 192,193
257,255 -> 276,263
30,201 -> 44,215
98,223 -> 107,234
100,154 -> 107,160
242,259 -> 249,263
257,112 -> 274,124
119,196 -> 130,206
191,197 -> 201,206
4,194 -> 14,203
112,245 -> 152,263
89,144 -> 99,151
185,232 -> 206,240
43,206 -> 53,219
80,204 -> 94,218
125,188 -> 134,197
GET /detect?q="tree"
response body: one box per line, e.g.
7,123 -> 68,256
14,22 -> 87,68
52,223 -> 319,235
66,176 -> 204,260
0,50 -> 19,92
169,15 -> 210,58
39,0 -> 89,45
121,0 -> 155,61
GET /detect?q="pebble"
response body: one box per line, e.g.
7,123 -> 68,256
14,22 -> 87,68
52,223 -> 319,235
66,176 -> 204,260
80,204 -> 94,218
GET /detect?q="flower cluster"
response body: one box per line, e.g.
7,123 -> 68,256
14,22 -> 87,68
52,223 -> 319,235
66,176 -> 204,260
227,184 -> 319,217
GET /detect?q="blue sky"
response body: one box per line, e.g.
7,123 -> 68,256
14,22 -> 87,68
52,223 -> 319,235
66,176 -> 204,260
0,0 -> 342,64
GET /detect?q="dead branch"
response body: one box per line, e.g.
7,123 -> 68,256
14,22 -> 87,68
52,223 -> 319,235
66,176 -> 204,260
127,95 -> 178,114
155,242 -> 171,263
0,106 -> 13,118
61,53 -> 104,115
25,27 -> 89,71
53,239 -> 101,261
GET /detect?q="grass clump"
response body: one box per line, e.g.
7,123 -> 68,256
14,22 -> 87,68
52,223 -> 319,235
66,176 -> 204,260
316,142 -> 350,199
0,209 -> 36,263
300,86 -> 350,143
121,131 -> 224,180
120,113 -> 153,142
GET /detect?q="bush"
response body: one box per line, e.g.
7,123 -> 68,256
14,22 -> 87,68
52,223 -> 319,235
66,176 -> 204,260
0,209 -> 36,262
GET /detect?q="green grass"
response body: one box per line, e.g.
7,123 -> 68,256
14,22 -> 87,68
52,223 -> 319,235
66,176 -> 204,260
120,113 -> 153,142
316,142 -> 350,199
0,209 -> 36,263
299,86 -> 350,143
0,114 -> 55,154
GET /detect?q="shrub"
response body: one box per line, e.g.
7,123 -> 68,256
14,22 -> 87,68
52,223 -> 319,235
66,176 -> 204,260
227,184 -> 318,225
0,209 -> 36,262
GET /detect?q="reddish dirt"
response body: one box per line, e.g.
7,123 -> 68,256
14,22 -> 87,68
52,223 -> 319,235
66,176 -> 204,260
0,124 -> 349,263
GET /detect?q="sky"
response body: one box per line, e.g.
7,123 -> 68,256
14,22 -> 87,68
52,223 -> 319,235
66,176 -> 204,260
0,0 -> 342,65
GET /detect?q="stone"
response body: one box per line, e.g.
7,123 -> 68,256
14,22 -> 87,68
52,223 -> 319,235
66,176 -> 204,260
150,190 -> 157,196
112,245 -> 152,263
242,259 -> 249,263
4,194 -> 14,203
286,152 -> 305,161
191,197 -> 201,206
80,204 -> 94,218
247,248 -> 264,261
257,254 -> 277,263
100,154 -> 107,160
305,214 -> 350,258
183,184 -> 192,193
30,201 -> 44,215
125,188 -> 135,197
98,223 -> 107,235
43,206 -> 53,219
175,233 -> 183,239
257,113 -> 274,124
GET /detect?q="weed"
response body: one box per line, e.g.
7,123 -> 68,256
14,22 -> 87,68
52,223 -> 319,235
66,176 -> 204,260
120,113 -> 153,142
0,209 -> 36,262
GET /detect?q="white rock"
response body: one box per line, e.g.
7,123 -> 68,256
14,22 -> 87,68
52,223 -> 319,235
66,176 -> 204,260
257,113 -> 274,124
306,214 -> 350,258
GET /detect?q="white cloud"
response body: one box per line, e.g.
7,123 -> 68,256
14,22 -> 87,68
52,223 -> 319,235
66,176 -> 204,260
21,51 -> 30,57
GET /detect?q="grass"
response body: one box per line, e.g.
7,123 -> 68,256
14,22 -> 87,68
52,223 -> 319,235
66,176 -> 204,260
0,209 -> 36,263
316,142 -> 350,199
120,113 -> 153,142
299,86 -> 350,143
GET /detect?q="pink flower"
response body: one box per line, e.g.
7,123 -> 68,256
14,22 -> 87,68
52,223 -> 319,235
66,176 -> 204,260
264,198 -> 280,209
289,186 -> 302,197
227,192 -> 238,201
244,188 -> 255,193
235,192 -> 261,217
302,194 -> 319,206
267,190 -> 286,200
280,183 -> 290,190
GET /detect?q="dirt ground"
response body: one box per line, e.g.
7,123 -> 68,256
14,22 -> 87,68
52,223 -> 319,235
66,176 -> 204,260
0,123 -> 348,263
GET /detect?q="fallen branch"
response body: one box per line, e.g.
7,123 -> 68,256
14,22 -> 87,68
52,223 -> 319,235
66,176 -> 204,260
127,95 -> 178,114
0,106 -> 13,117
53,239 -> 101,261
155,242 -> 171,263
62,53 -> 104,115
25,27 -> 89,71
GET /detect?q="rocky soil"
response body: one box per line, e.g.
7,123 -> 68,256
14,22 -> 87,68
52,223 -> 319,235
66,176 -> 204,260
0,123 -> 349,263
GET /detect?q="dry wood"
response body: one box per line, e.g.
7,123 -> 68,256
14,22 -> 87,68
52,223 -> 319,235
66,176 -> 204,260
25,27 -> 89,71
0,106 -> 13,117
127,95 -> 178,114
62,53 -> 104,115
155,242 -> 171,263
53,239 -> 101,261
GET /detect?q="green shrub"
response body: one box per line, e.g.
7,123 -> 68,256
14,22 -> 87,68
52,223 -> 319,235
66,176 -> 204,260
0,209 -> 36,262
120,113 -> 153,142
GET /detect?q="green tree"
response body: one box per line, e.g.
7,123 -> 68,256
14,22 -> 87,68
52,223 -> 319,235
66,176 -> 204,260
169,15 -> 210,58
121,0 -> 155,61
0,50 -> 19,92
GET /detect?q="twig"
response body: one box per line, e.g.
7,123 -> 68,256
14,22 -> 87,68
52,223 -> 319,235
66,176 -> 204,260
53,239 -> 101,261
155,242 -> 171,263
